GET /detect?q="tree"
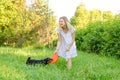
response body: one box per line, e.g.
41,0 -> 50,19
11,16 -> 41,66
115,13 -> 120,19
70,2 -> 90,28
27,0 -> 57,48
90,9 -> 101,21
0,0 -> 57,48
0,0 -> 19,46
71,2 -> 115,29
103,11 -> 114,21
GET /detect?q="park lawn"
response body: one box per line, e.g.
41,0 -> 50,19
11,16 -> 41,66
0,47 -> 120,80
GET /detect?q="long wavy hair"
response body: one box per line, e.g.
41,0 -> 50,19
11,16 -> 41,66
59,16 -> 73,31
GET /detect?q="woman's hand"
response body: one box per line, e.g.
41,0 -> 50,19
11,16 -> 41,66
66,47 -> 70,52
65,32 -> 75,52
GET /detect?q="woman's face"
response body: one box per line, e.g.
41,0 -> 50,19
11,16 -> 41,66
59,18 -> 66,28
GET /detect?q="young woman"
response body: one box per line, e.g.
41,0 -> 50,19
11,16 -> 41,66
55,16 -> 77,69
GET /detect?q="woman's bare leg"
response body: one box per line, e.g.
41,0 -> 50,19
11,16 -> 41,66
67,58 -> 72,69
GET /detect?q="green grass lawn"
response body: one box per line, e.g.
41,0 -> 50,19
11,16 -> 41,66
0,47 -> 120,80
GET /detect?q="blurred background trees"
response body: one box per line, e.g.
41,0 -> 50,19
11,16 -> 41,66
70,2 -> 116,29
0,0 -> 57,48
72,2 -> 120,57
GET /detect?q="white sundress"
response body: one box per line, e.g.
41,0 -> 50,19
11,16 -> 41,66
56,27 -> 77,60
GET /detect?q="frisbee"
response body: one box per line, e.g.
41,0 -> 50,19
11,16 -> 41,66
51,52 -> 58,64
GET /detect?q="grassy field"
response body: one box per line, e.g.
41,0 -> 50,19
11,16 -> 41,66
0,47 -> 120,80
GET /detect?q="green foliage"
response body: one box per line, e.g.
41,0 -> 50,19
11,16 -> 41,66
71,2 -> 90,28
0,0 -> 57,48
76,19 -> 120,57
0,47 -> 120,80
103,11 -> 115,20
0,0 -> 18,46
71,2 -> 115,29
115,13 -> 120,19
90,9 -> 101,21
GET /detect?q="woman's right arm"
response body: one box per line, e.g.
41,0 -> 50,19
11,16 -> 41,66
55,33 -> 62,52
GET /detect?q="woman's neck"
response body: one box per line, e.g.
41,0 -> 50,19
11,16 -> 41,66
62,26 -> 68,33
62,26 -> 67,30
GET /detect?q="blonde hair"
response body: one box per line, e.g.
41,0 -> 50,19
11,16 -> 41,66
59,16 -> 73,30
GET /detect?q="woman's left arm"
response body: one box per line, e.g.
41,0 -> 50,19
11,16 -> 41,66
66,32 -> 75,51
